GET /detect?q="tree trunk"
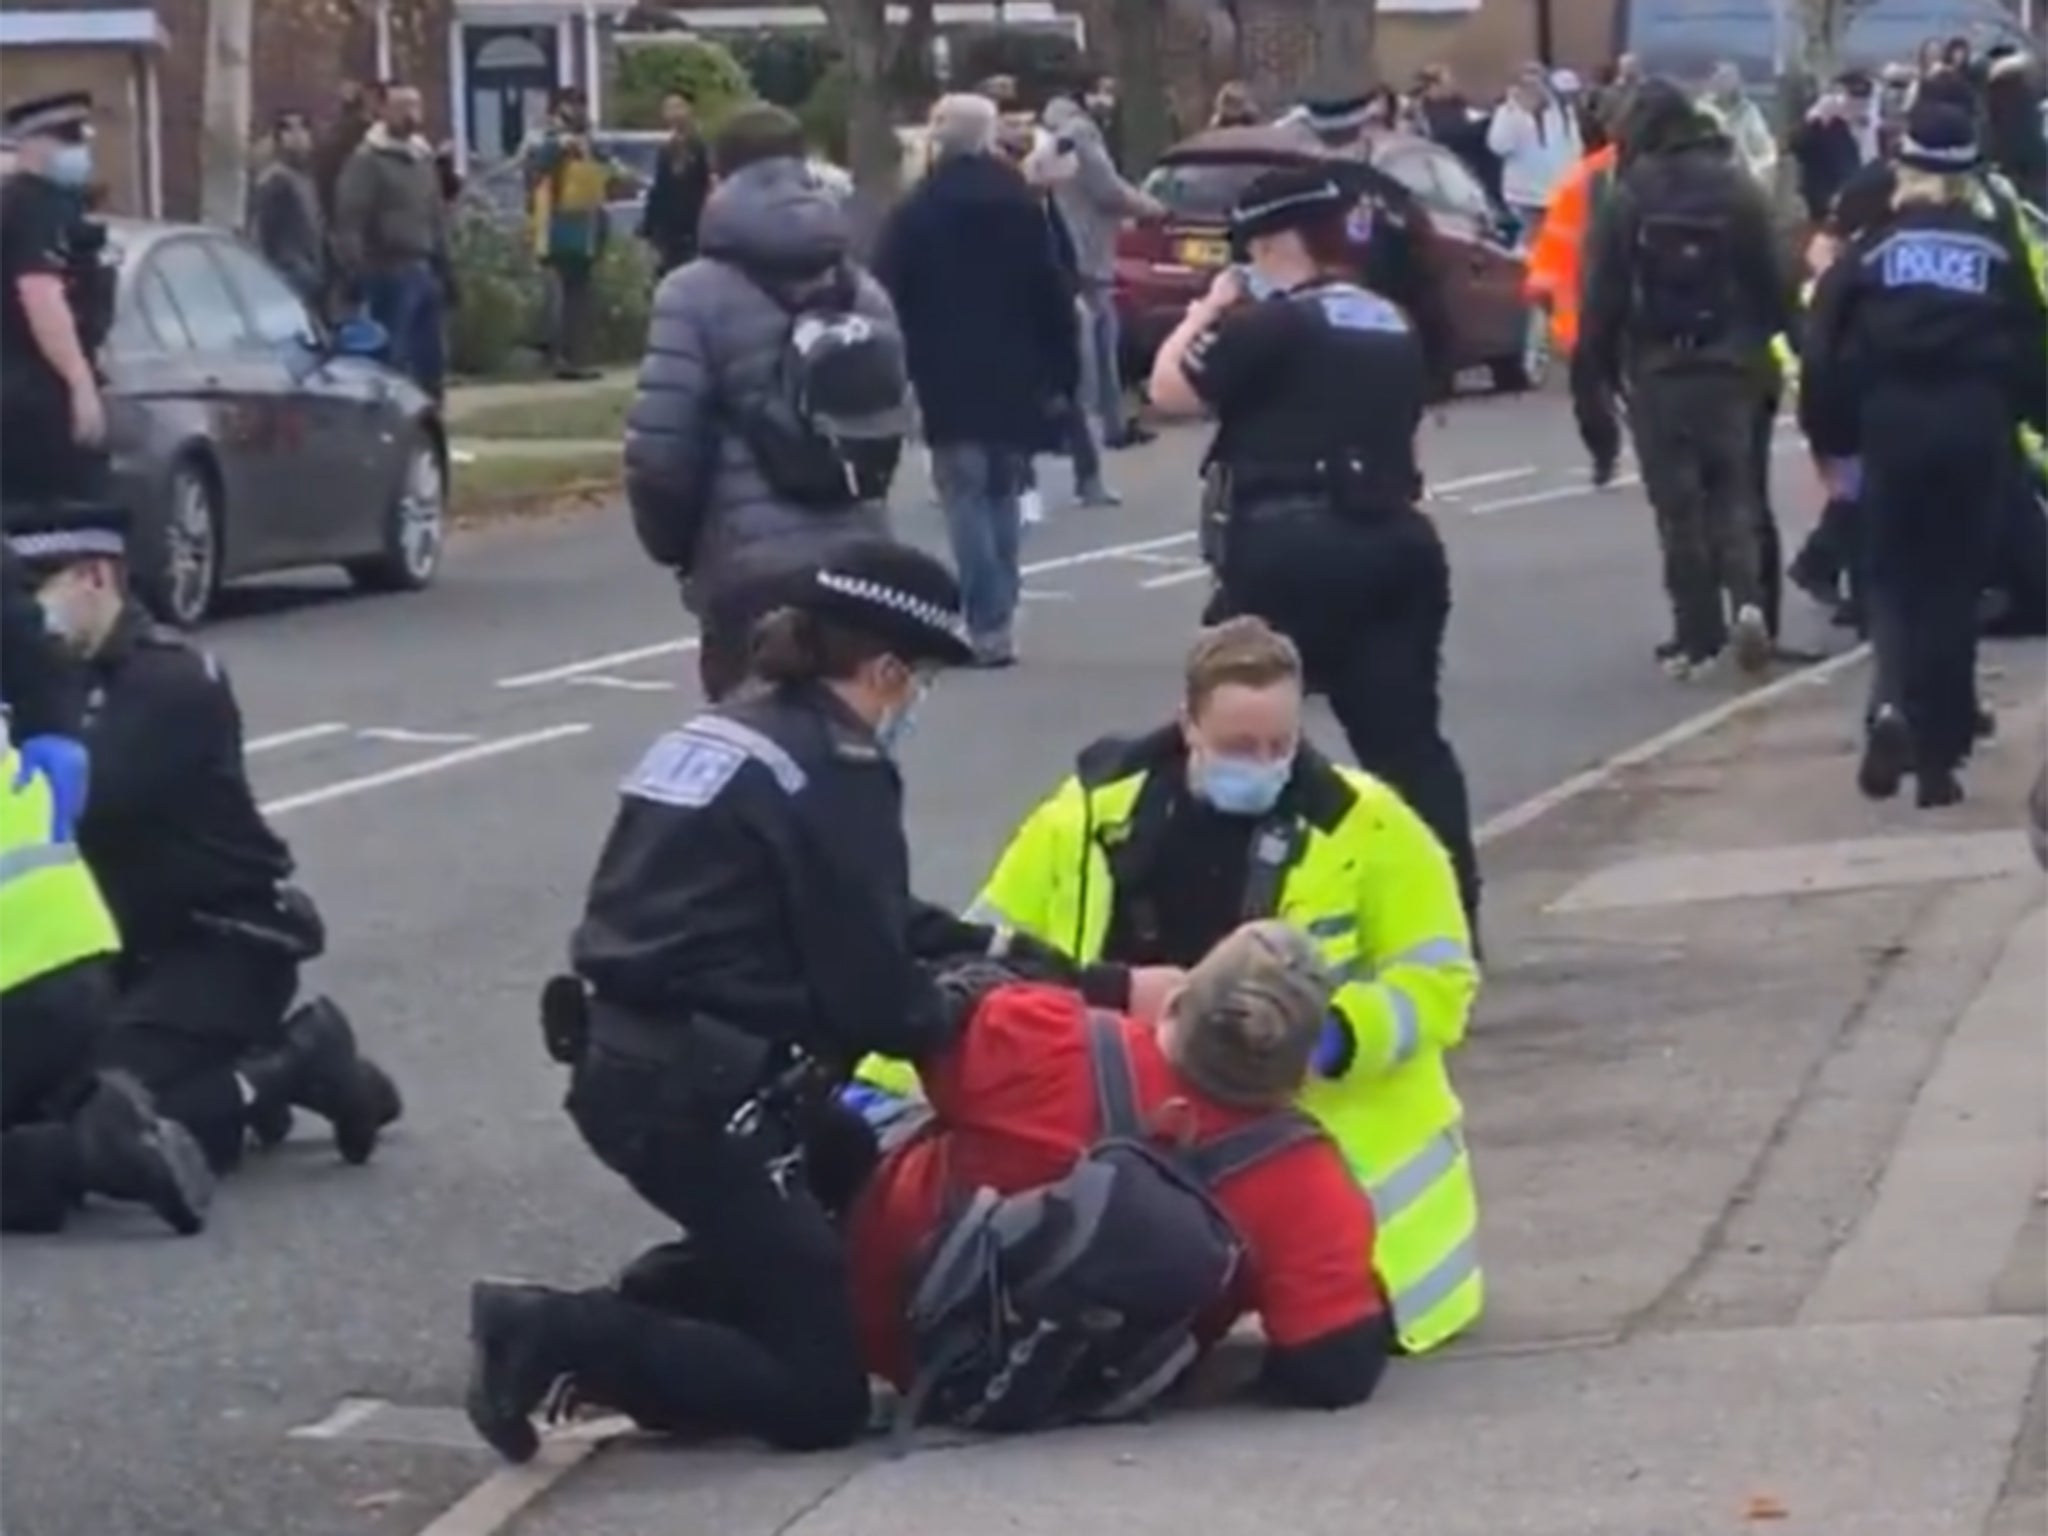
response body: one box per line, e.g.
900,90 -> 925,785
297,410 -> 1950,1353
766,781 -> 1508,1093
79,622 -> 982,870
823,0 -> 897,252
200,0 -> 255,228
893,0 -> 938,112
1308,0 -> 1376,95
1110,0 -> 1172,172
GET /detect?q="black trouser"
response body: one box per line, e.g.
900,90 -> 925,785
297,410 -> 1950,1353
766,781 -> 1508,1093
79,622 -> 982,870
547,257 -> 597,373
1,958 -> 112,1231
1630,366 -> 1769,660
1860,380 -> 2008,776
1751,386 -> 1784,639
1567,348 -> 1622,470
1216,500 -> 1481,925
103,934 -> 299,1170
553,1040 -> 871,1450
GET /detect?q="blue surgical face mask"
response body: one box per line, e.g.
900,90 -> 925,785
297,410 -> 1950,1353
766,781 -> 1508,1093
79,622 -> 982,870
43,144 -> 93,189
1192,751 -> 1293,817
875,676 -> 930,755
1235,263 -> 1282,303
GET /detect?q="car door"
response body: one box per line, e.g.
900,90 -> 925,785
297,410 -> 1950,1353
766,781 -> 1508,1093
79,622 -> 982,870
206,238 -> 367,561
1377,145 -> 1519,368
146,237 -> 296,574
1417,146 -> 1528,361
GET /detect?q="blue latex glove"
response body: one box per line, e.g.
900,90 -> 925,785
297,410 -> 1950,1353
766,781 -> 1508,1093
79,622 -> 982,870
13,735 -> 89,842
1312,1015 -> 1352,1079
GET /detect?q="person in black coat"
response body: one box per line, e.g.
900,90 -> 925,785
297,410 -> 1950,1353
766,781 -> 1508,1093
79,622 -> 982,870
873,94 -> 1079,669
639,91 -> 712,275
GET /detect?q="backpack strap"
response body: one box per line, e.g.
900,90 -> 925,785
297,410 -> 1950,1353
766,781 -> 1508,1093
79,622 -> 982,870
1085,1011 -> 1146,1139
1184,1110 -> 1325,1188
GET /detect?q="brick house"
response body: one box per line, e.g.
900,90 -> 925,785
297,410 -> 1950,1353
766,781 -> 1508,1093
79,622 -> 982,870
0,0 -> 1624,220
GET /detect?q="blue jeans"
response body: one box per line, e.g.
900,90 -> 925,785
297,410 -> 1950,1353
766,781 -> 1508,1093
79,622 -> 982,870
931,443 -> 1028,641
1078,284 -> 1127,440
362,261 -> 446,399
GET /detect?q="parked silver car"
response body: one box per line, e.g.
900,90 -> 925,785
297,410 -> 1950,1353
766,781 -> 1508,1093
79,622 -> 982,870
99,219 -> 447,626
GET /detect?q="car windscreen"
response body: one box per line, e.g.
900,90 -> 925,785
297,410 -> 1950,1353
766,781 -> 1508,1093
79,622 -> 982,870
1141,158 -> 1275,223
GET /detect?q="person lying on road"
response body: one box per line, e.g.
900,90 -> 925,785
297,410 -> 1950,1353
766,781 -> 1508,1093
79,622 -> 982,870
849,921 -> 1393,1433
854,616 -> 1483,1355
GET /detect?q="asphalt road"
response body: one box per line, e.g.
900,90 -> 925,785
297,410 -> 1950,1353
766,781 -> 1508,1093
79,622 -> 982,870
0,387 -> 1840,1536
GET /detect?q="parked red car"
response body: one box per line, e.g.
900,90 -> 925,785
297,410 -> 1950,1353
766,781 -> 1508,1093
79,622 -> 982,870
1113,125 -> 1546,392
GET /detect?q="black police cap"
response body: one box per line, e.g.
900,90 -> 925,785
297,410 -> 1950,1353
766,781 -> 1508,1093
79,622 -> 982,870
1898,99 -> 1981,173
4,91 -> 93,142
800,539 -> 973,668
4,501 -> 128,575
1229,166 -> 1347,243
1297,93 -> 1375,137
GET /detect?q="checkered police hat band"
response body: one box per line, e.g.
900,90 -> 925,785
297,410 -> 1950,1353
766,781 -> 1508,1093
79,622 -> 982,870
815,570 -> 969,646
9,529 -> 124,561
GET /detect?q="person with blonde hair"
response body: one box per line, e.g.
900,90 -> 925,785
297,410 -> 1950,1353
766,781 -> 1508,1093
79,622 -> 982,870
1801,98 -> 2048,807
853,615 -> 1484,1355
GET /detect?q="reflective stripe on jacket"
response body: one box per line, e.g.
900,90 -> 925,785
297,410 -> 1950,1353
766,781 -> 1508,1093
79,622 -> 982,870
863,750 -> 1484,1353
0,740 -> 119,995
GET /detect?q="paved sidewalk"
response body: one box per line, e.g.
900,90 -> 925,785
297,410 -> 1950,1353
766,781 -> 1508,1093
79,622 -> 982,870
488,643 -> 2048,1536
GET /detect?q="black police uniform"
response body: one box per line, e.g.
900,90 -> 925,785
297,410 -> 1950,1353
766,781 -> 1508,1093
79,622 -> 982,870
1189,168 -> 1480,925
0,93 -> 113,513
465,540 -> 985,1465
1800,104 -> 2048,805
7,507 -> 398,1171
1,541 -> 81,737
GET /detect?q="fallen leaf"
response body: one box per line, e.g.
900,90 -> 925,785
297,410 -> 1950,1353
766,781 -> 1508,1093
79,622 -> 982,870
1742,1494 -> 1790,1521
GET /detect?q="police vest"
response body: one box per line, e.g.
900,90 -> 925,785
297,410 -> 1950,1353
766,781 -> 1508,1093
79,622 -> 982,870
0,738 -> 120,995
861,757 -> 1485,1354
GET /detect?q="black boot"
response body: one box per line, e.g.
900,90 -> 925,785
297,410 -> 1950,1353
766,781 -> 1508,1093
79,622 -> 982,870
244,998 -> 384,1165
467,1280 -> 577,1463
359,1058 -> 405,1129
1916,764 -> 1965,808
75,1072 -> 214,1236
1858,707 -> 1912,801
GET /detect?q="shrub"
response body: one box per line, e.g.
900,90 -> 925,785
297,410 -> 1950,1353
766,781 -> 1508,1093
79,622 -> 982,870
948,27 -> 1083,109
613,38 -> 755,132
731,30 -> 839,109
446,204 -> 658,377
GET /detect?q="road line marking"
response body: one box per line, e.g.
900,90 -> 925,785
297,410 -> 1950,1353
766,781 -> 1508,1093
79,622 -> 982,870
1468,475 -> 1641,513
1020,587 -> 1075,601
1474,643 -> 1872,846
246,722 -> 348,755
356,728 -> 482,746
262,724 -> 592,817
407,1419 -> 635,1536
1119,551 -> 1203,569
289,1397 -> 385,1441
566,675 -> 678,692
493,533 -> 1204,689
1430,466 -> 1535,496
1139,565 -> 1214,591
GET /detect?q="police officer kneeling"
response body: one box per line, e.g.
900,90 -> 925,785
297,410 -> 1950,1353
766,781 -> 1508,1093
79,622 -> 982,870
466,540 -> 981,1464
10,504 -> 399,1171
1800,101 -> 2048,807
1146,167 -> 1481,928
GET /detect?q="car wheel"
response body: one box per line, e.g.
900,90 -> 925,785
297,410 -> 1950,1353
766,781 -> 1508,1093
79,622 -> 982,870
1490,307 -> 1551,393
348,430 -> 445,594
161,458 -> 224,629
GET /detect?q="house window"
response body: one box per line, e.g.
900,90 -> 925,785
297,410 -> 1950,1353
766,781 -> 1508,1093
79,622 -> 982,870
464,26 -> 558,163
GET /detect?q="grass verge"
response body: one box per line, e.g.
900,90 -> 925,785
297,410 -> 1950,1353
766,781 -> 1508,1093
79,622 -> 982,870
451,383 -> 633,442
449,448 -> 622,523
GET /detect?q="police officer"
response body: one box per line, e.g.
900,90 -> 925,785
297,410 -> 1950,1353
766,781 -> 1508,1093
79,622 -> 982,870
10,503 -> 399,1171
464,540 -> 986,1465
1800,100 -> 2048,807
1146,166 -> 1481,928
0,92 -> 111,514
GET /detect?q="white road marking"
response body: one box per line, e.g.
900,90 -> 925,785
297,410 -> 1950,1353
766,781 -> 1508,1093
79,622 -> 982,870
245,722 -> 349,755
1120,551 -> 1203,569
1429,466 -> 1536,497
288,1397 -> 384,1441
356,728 -> 482,746
1474,643 -> 1873,846
1020,587 -> 1075,601
1468,474 -> 1641,513
262,724 -> 592,817
493,531 -> 1206,689
566,675 -> 678,692
1139,565 -> 1214,592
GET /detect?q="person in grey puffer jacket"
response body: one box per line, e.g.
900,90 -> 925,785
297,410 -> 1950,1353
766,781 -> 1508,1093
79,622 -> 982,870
624,106 -> 899,700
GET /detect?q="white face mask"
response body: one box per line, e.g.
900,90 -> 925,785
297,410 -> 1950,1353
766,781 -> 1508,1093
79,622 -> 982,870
874,670 -> 931,755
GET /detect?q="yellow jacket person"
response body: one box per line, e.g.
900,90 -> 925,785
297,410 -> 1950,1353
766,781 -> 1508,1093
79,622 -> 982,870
860,618 -> 1483,1352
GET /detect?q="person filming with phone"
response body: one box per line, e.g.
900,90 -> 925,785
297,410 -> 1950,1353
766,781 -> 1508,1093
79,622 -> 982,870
1144,167 -> 1482,933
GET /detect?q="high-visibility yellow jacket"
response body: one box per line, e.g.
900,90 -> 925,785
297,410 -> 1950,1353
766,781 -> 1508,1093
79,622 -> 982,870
0,735 -> 119,995
860,734 -> 1484,1353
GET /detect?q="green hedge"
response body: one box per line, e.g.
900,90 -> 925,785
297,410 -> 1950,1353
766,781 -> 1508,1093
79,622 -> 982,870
446,207 -> 656,378
613,38 -> 756,131
730,31 -> 838,108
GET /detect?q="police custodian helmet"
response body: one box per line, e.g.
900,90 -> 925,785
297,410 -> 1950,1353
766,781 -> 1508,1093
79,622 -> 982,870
795,539 -> 974,668
4,502 -> 128,579
1229,166 -> 1349,243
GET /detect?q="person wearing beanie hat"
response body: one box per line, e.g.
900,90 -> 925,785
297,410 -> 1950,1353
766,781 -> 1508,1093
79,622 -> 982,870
469,535 -> 997,1465
840,918 -> 1392,1424
1799,87 -> 2048,808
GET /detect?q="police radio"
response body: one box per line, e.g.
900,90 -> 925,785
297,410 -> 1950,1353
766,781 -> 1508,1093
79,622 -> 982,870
65,215 -> 115,365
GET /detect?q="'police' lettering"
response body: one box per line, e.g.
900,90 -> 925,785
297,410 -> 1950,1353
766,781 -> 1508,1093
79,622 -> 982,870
621,728 -> 746,808
1877,233 -> 1994,295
